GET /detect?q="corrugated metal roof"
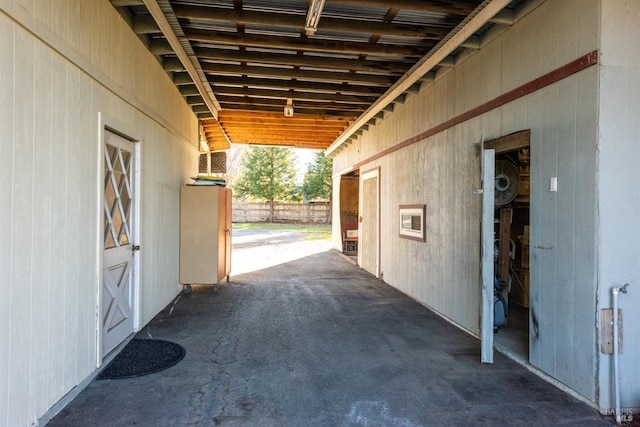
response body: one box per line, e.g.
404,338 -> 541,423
322,3 -> 389,22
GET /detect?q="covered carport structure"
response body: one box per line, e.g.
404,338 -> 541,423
1,0 -> 638,425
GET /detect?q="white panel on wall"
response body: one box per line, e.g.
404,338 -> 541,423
597,0 -> 640,411
0,12 -> 14,427
48,42 -> 70,412
8,25 -> 36,427
30,39 -> 54,420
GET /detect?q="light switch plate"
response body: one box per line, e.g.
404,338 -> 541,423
550,177 -> 558,192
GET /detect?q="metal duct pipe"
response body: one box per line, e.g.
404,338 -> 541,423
612,283 -> 629,424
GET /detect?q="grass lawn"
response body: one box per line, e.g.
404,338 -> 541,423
232,223 -> 332,240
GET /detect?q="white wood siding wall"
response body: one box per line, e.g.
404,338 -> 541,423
332,0 -> 600,403
597,0 -> 640,413
0,1 -> 198,425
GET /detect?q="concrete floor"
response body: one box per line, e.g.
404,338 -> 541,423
48,231 -> 611,426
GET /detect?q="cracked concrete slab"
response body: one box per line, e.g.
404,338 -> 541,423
47,229 -> 611,426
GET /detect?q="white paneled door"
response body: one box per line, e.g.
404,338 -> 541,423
481,149 -> 495,363
102,131 -> 136,357
359,169 -> 379,277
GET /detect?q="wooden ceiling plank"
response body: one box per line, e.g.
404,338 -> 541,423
217,123 -> 348,132
216,120 -> 348,128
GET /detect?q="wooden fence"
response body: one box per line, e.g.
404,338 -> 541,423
232,201 -> 331,224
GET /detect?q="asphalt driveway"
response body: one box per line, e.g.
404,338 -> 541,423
48,226 -> 610,426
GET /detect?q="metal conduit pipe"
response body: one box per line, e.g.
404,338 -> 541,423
612,283 -> 629,425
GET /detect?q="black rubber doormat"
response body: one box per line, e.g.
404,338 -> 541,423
98,339 -> 186,379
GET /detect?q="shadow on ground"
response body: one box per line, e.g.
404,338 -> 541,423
49,247 -> 611,426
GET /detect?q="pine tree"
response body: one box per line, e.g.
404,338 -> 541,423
302,151 -> 333,223
234,146 -> 299,222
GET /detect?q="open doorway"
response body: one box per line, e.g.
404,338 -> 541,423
339,170 -> 359,261
486,132 -> 530,361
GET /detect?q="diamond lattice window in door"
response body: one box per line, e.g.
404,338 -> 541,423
104,144 -> 132,249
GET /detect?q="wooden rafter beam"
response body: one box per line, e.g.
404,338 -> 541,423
173,5 -> 450,39
217,121 -> 349,130
227,135 -> 334,146
210,86 -> 379,104
193,47 -> 412,75
218,110 -> 351,121
206,76 -> 388,95
217,126 -> 344,136
217,97 -> 367,112
186,30 -> 429,57
199,62 -> 398,85
222,104 -> 358,117
222,131 -> 336,144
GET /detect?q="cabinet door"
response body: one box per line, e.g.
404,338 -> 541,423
216,189 -> 227,282
224,189 -> 232,276
180,186 -> 219,284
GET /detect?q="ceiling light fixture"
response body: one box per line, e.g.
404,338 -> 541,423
305,0 -> 326,36
284,98 -> 294,117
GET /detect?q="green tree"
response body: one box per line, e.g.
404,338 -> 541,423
234,146 -> 299,222
302,151 -> 333,223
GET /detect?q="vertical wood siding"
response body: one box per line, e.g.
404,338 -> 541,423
332,0 -> 600,403
0,1 -> 199,425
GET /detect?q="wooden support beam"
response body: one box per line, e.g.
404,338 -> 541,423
218,97 -> 367,112
201,63 -> 399,85
149,38 -> 173,55
490,9 -> 514,24
216,122 -> 348,132
185,95 -> 205,105
179,85 -> 200,96
133,16 -> 160,34
173,72 -> 194,85
209,77 -> 387,95
211,86 -> 379,104
484,130 -> 531,153
186,30 -> 429,57
223,131 -> 341,141
461,35 -> 481,50
222,105 -> 359,117
193,47 -> 412,74
217,110 -> 352,123
173,5 -> 449,39
438,56 -> 456,68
